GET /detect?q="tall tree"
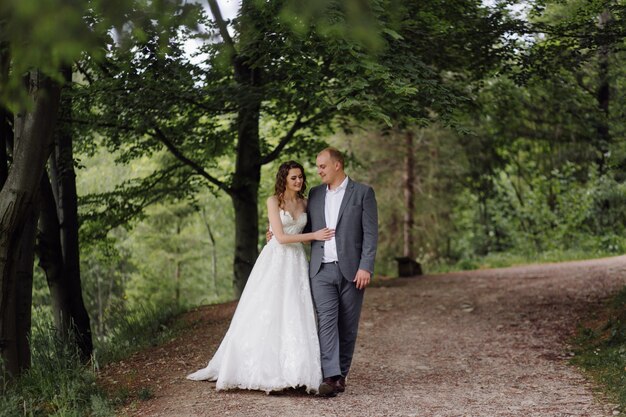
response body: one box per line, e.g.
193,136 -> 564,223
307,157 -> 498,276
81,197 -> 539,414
596,8 -> 612,175
369,0 -> 510,260
51,66 -> 93,359
402,131 -> 415,258
0,0 -> 199,377
35,67 -> 93,360
75,0 -> 508,295
0,71 -> 61,377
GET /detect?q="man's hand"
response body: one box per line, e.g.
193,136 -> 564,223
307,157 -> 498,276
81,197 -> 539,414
353,269 -> 371,290
266,228 -> 273,243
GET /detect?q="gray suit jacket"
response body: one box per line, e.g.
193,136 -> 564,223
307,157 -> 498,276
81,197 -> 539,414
306,178 -> 378,280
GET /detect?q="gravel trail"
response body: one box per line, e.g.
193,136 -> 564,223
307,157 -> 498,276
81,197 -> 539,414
101,256 -> 626,416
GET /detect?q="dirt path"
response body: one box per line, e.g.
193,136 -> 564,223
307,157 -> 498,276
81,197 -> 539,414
101,256 -> 626,416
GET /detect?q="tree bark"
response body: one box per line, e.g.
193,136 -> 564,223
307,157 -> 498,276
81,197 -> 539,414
174,260 -> 181,307
231,185 -> 260,296
0,45 -> 10,188
403,130 -> 415,258
230,91 -> 262,295
174,221 -> 181,307
96,272 -> 103,336
36,171 -> 71,339
596,9 -> 611,175
229,1 -> 263,297
0,71 -> 61,377
15,199 -> 38,372
201,209 -> 218,292
0,108 -> 9,187
42,66 -> 93,361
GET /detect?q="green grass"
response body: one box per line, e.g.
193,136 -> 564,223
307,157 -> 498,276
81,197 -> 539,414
0,315 -> 115,417
425,248 -> 620,274
571,286 -> 626,414
137,386 -> 154,401
94,303 -> 185,365
0,303 -> 185,417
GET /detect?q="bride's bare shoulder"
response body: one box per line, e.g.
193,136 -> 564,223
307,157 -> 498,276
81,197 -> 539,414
267,195 -> 279,208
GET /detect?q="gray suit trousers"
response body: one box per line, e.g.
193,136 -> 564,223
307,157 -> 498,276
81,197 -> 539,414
310,262 -> 364,378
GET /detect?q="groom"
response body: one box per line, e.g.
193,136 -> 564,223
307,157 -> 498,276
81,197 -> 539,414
306,147 -> 378,397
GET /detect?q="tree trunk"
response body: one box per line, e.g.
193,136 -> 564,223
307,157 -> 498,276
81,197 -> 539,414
96,267 -> 103,337
36,171 -> 71,338
403,130 -> 415,258
230,111 -> 262,297
200,209 -> 218,291
174,260 -> 181,307
230,27 -> 263,297
0,72 -> 61,378
51,66 -> 92,360
0,108 -> 10,187
202,209 -> 217,292
231,185 -> 260,297
174,221 -> 181,307
44,66 -> 93,361
0,46 -> 10,188
596,9 -> 611,175
15,200 -> 38,372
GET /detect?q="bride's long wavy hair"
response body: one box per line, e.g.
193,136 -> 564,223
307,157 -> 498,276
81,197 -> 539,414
274,161 -> 307,209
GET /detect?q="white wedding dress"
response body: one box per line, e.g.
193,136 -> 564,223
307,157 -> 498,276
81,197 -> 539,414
186,210 -> 322,393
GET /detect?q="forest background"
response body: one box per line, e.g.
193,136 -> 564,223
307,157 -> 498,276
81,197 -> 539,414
76,0 -> 626,335
3,0 -> 626,414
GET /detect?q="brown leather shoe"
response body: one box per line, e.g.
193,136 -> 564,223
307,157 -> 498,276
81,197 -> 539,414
335,376 -> 346,393
318,377 -> 337,397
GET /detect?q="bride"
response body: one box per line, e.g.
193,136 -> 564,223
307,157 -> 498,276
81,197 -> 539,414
186,161 -> 333,394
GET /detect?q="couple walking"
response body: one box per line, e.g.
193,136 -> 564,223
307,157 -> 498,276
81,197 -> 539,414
187,147 -> 378,397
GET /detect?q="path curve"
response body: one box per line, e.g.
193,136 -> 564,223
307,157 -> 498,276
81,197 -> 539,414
101,256 -> 626,416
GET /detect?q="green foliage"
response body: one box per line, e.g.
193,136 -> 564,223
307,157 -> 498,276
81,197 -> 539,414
137,386 -> 153,401
279,0 -> 387,51
490,162 -> 596,252
0,309 -> 114,417
331,124 -> 468,276
63,0 -> 513,296
69,0 -> 508,242
0,0 -> 201,109
0,298 -> 189,416
76,150 -> 235,342
121,195 -> 235,310
0,299 -> 185,416
572,286 -> 626,413
445,135 -> 626,265
95,303 -> 183,365
80,236 -> 134,339
422,0 -> 626,268
587,176 -> 626,237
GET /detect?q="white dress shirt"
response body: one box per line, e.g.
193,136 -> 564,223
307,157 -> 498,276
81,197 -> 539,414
322,176 -> 349,263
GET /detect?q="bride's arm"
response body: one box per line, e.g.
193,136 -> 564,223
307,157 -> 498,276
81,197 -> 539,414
267,196 -> 334,244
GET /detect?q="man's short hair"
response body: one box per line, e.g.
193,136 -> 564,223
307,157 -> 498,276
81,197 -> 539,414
320,147 -> 345,168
